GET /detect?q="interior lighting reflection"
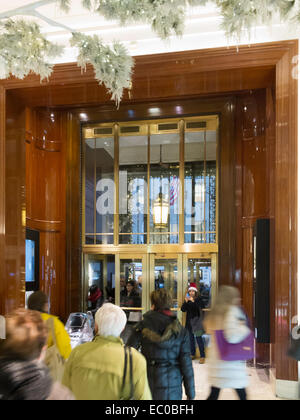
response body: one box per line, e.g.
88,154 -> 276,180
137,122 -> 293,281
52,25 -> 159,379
128,110 -> 135,118
149,107 -> 161,115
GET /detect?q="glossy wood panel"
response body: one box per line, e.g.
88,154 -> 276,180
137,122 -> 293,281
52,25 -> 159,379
26,109 -> 67,320
9,67 -> 275,108
275,43 -> 298,381
235,90 -> 272,367
0,91 -> 26,314
0,86 -> 5,315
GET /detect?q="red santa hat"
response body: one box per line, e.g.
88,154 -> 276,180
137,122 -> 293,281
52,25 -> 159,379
188,283 -> 198,293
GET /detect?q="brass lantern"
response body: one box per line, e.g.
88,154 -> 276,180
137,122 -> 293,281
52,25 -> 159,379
153,192 -> 169,228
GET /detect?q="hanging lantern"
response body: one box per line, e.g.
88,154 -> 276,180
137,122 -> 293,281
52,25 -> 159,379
153,192 -> 169,228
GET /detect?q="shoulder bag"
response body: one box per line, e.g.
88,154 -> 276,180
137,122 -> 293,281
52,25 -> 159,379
215,309 -> 255,362
190,315 -> 205,337
121,346 -> 134,400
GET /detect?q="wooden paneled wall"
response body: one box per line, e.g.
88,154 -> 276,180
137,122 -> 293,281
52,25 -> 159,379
26,109 -> 67,320
0,91 -> 26,315
235,89 -> 275,366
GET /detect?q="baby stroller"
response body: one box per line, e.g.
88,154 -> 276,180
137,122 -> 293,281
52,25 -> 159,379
65,312 -> 94,350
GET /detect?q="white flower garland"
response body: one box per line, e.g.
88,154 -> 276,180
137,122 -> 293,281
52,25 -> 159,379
0,0 -> 299,105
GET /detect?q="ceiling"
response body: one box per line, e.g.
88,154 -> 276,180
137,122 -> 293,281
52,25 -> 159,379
0,1 -> 298,64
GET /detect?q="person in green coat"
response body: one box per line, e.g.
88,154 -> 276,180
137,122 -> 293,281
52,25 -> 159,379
62,303 -> 152,400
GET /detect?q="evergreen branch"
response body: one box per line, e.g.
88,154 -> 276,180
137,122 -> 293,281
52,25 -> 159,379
71,32 -> 134,107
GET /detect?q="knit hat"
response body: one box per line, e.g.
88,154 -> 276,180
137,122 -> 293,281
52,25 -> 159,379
188,283 -> 198,293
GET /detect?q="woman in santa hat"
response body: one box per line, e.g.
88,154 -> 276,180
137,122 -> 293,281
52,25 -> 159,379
181,283 -> 206,364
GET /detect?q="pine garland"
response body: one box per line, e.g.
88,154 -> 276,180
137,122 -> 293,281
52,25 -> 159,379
212,0 -> 298,40
0,0 -> 299,105
71,32 -> 134,107
0,19 -> 63,80
93,0 -> 205,39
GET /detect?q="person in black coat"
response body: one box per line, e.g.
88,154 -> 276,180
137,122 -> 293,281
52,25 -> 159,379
127,289 -> 195,401
181,285 -> 206,363
120,280 -> 141,309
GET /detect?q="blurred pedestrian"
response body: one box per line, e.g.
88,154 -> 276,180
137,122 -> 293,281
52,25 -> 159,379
62,303 -> 152,400
88,284 -> 104,315
204,286 -> 251,400
120,280 -> 141,309
0,309 -> 74,400
127,289 -> 195,401
27,291 -> 72,362
181,283 -> 206,364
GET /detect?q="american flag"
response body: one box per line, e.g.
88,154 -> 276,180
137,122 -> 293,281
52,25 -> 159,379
170,176 -> 179,207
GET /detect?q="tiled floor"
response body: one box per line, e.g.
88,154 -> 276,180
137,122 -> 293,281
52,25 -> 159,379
191,361 -> 279,400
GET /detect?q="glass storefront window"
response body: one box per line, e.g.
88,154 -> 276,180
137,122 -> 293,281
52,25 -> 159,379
85,139 -> 95,241
84,136 -> 115,245
96,137 -> 114,245
83,117 -> 218,246
150,133 -> 180,244
119,135 -> 148,244
184,130 -> 217,244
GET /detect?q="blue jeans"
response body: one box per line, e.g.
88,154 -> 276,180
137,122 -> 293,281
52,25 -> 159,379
189,330 -> 206,358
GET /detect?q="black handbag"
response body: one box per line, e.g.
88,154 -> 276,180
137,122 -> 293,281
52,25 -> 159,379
190,315 -> 205,337
121,346 -> 134,400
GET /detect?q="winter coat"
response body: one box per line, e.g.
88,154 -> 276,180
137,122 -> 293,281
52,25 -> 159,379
204,306 -> 251,390
62,335 -> 152,400
88,288 -> 104,313
181,297 -> 204,331
120,290 -> 141,309
0,359 -> 74,400
41,313 -> 72,361
127,310 -> 195,401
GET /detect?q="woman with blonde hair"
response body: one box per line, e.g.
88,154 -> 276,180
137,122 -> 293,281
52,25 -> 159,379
204,286 -> 251,400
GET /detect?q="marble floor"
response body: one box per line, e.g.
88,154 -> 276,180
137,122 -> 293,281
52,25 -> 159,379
191,361 -> 279,400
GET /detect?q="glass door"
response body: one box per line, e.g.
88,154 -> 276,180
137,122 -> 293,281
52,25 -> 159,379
83,254 -> 116,311
115,254 -> 148,321
149,254 -> 183,322
183,254 -> 217,309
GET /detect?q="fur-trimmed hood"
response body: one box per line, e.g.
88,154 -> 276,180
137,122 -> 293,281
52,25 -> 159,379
140,310 -> 183,343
